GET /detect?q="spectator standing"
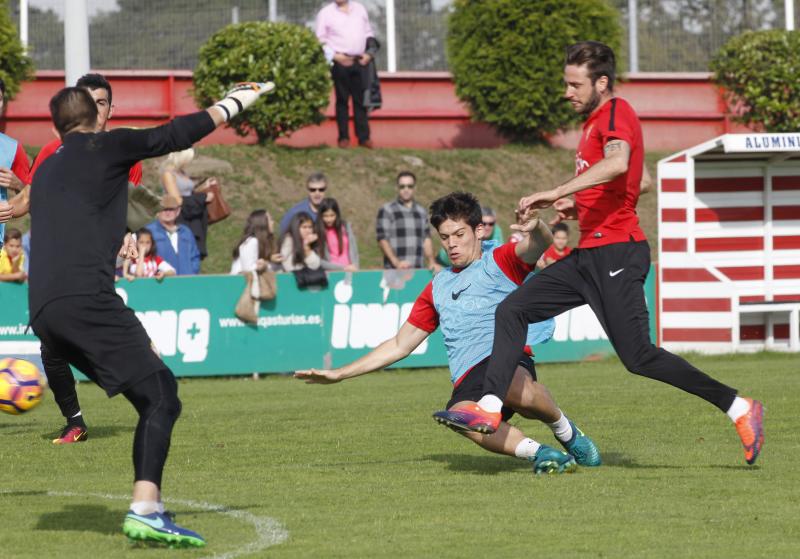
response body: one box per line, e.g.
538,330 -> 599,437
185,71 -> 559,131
376,171 -> 436,270
281,212 -> 322,272
437,205 -> 502,267
123,228 -> 176,281
0,227 -> 26,283
160,148 -> 216,259
279,172 -> 328,235
315,0 -> 379,148
231,209 -> 282,274
537,223 -> 572,269
315,197 -> 359,271
146,196 -> 200,275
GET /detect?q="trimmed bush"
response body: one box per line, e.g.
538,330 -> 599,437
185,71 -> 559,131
447,0 -> 621,142
0,0 -> 34,99
711,30 -> 800,133
193,21 -> 331,143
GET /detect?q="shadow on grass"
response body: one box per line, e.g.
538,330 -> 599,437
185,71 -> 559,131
424,453 -> 529,475
36,504 -> 120,535
39,424 -> 134,442
601,452 -> 681,469
708,464 -> 761,471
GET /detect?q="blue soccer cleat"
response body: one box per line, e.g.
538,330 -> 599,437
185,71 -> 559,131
122,510 -> 206,548
559,420 -> 601,467
530,444 -> 577,475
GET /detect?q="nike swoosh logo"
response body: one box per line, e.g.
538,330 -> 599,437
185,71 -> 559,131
73,434 -> 82,441
452,284 -> 470,300
129,514 -> 165,529
609,268 -> 624,277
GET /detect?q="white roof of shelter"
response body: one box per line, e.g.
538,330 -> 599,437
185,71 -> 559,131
659,133 -> 800,165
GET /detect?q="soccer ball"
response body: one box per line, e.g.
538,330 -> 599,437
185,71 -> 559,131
0,358 -> 46,415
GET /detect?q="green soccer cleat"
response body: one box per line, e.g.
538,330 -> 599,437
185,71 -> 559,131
559,420 -> 602,467
529,445 -> 577,475
122,510 -> 206,548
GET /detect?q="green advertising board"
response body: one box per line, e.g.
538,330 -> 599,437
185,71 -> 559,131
0,267 -> 656,376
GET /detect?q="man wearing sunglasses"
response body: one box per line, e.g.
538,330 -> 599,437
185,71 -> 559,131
376,171 -> 437,271
279,172 -> 329,236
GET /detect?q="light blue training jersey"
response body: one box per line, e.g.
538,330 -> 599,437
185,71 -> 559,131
0,133 -> 19,249
430,241 -> 554,384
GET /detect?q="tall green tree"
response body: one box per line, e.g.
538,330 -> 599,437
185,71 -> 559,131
447,0 -> 621,142
0,0 -> 34,98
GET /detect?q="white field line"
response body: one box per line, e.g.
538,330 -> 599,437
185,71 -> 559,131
1,489 -> 288,559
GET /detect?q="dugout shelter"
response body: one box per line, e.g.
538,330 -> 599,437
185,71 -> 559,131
657,133 -> 800,353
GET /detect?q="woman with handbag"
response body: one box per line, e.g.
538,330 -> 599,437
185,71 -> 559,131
232,210 -> 281,324
230,209 -> 282,274
280,212 -> 328,289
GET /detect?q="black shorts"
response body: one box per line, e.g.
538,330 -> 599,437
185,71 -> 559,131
30,292 -> 166,397
446,355 -> 537,422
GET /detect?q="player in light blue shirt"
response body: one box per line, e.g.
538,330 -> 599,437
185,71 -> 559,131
296,192 -> 600,474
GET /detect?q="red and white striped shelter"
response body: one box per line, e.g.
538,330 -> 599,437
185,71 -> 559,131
657,133 -> 800,353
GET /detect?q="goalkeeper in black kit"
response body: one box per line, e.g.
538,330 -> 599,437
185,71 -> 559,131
28,81 -> 274,548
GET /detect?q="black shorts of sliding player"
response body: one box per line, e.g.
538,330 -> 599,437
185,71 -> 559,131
483,240 -> 737,411
447,355 -> 536,423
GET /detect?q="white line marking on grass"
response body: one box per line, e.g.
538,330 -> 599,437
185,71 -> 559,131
14,490 -> 289,558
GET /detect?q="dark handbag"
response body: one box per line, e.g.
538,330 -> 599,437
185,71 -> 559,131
195,180 -> 231,224
293,266 -> 328,289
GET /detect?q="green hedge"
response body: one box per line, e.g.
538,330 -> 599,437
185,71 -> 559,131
447,0 -> 621,142
193,21 -> 331,143
711,30 -> 800,133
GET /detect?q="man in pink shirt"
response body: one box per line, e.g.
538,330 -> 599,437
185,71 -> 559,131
315,0 -> 379,148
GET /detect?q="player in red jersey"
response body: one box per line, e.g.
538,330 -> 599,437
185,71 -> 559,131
436,41 -> 764,466
536,222 -> 572,269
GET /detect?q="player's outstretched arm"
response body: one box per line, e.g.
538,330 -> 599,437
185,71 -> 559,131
512,209 -> 554,265
5,185 -> 30,219
294,321 -> 429,384
519,139 -> 631,212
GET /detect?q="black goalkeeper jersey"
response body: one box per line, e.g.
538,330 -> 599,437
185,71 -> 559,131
28,111 -> 215,319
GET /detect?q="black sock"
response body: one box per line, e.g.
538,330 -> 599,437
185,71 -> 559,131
67,413 -> 87,429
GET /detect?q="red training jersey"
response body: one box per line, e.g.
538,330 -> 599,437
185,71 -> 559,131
573,97 -> 645,248
31,138 -> 142,185
7,142 -> 31,186
542,244 -> 572,263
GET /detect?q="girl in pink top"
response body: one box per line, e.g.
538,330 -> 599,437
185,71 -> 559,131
315,198 -> 359,272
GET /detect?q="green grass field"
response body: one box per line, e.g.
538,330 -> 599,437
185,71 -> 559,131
1,352 -> 798,558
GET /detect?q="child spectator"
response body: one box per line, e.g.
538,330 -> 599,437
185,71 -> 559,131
315,198 -> 359,272
123,228 -> 176,281
537,222 -> 573,269
0,227 -> 26,283
508,209 -> 526,244
230,209 -> 282,274
280,212 -> 321,272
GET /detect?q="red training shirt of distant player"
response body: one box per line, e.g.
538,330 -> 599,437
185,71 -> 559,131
573,97 -> 645,248
31,138 -> 142,185
542,244 -> 572,263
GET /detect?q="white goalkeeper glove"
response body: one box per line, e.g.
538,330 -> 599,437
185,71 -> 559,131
214,81 -> 275,122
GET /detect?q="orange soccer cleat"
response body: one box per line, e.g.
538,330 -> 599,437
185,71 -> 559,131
52,424 -> 88,445
734,398 -> 764,465
432,403 -> 501,434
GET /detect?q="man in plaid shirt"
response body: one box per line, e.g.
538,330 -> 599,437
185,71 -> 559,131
376,171 -> 438,270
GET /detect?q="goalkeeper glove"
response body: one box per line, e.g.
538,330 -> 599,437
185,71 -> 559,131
214,81 -> 275,122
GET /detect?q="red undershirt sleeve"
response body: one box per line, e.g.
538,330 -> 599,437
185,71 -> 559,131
492,242 -> 535,285
406,281 -> 439,333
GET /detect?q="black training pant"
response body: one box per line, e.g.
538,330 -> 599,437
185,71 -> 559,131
123,369 -> 182,487
332,62 -> 370,143
483,240 -> 737,412
41,343 -> 81,420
